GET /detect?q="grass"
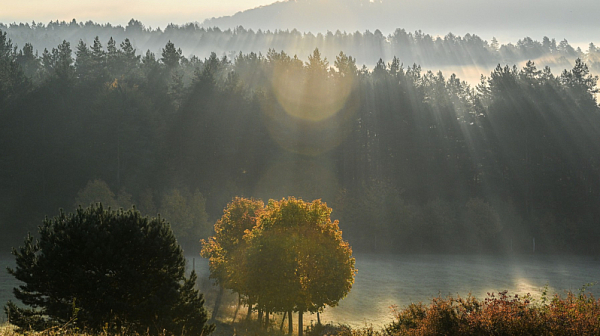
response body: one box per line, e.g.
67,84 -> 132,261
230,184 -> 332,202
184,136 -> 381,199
3,289 -> 600,336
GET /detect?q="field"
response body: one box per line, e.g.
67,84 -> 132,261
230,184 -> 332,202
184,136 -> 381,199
2,254 -> 600,329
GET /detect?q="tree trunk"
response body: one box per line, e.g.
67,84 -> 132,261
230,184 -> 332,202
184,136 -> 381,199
288,310 -> 293,335
211,285 -> 224,320
317,312 -> 321,325
258,308 -> 263,325
298,311 -> 303,336
231,294 -> 241,323
265,310 -> 270,328
246,303 -> 253,320
280,311 -> 287,331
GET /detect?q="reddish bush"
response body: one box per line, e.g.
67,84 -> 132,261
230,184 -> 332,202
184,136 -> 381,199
385,289 -> 600,335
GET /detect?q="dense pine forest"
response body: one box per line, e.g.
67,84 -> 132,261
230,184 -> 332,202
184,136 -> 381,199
3,20 -> 600,71
1,27 -> 600,255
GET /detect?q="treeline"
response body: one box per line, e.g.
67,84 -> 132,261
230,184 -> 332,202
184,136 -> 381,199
3,19 -> 600,70
1,30 -> 600,254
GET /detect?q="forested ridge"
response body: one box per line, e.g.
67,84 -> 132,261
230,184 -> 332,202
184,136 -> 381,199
1,28 -> 599,254
3,19 -> 600,71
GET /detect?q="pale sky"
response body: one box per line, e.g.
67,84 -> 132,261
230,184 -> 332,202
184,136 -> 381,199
0,0 -> 273,28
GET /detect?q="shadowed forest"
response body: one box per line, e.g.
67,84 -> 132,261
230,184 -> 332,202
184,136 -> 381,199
1,26 -> 600,256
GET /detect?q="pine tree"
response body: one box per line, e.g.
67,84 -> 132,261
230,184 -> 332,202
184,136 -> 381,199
161,40 -> 182,70
5,204 -> 215,335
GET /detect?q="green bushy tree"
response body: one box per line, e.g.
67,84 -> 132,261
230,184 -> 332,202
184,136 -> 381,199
159,188 -> 211,253
74,179 -> 119,209
4,204 -> 214,335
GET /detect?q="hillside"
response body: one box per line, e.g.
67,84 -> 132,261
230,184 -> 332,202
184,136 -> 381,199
201,0 -> 600,45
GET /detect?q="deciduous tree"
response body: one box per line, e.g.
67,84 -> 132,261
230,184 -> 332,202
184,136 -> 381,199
201,197 -> 264,319
245,197 -> 356,336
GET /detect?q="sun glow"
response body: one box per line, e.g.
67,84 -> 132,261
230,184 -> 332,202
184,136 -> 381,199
261,61 -> 358,156
270,62 -> 354,122
0,0 -> 275,29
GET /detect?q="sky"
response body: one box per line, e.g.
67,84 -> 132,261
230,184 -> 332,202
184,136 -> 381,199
1,0 -> 273,28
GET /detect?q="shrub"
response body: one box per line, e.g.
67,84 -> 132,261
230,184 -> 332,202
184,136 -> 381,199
305,323 -> 353,336
384,289 -> 600,335
4,204 -> 215,335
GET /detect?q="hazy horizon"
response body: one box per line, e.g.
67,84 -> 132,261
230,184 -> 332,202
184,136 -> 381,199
1,0 -> 272,29
2,0 -> 599,50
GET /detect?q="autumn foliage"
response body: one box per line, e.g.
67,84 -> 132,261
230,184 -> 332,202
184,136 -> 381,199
201,197 -> 264,296
202,197 -> 356,334
385,289 -> 600,335
245,198 -> 356,313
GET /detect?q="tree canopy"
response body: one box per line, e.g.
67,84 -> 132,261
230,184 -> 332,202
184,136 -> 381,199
246,197 -> 356,315
5,204 -> 214,335
203,197 -> 356,335
2,33 -> 600,255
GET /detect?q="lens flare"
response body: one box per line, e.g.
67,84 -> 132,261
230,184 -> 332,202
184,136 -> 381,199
271,62 -> 354,122
261,66 -> 359,156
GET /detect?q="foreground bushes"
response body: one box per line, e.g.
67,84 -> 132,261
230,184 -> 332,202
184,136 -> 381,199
4,288 -> 600,336
386,289 -> 600,335
304,289 -> 600,336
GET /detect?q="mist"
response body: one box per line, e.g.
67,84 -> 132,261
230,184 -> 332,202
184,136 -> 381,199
2,0 -> 600,333
202,0 -> 600,47
3,20 -> 599,88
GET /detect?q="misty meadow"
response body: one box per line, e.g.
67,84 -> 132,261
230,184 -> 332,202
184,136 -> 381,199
2,2 -> 600,335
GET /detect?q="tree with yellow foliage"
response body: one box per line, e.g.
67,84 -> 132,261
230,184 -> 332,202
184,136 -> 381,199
201,197 -> 264,319
203,197 -> 355,335
244,197 -> 356,336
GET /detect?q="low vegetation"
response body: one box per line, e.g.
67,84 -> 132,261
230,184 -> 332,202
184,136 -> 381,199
387,289 -> 600,335
3,288 -> 600,335
308,289 -> 600,336
4,288 -> 600,335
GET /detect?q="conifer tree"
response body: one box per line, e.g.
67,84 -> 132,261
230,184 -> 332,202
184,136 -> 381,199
5,204 -> 214,335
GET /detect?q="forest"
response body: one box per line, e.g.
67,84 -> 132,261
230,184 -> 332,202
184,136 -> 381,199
1,28 -> 600,255
3,19 -> 600,72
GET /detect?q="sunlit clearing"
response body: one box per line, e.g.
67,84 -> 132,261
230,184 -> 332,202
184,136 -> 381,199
513,277 -> 551,296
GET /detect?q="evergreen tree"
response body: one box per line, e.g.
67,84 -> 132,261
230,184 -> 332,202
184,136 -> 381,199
161,40 -> 182,70
5,204 -> 215,335
0,30 -> 30,109
15,43 -> 40,81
